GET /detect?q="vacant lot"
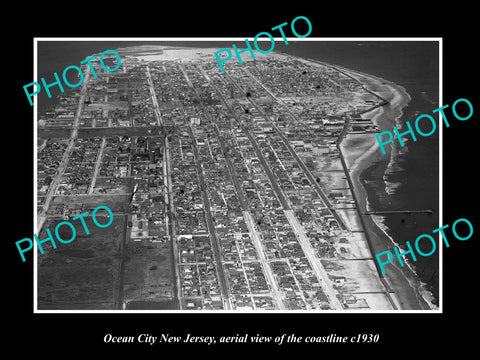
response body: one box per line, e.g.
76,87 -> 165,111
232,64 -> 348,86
93,177 -> 133,194
38,128 -> 72,140
37,214 -> 126,310
51,194 -> 131,213
77,126 -> 163,138
122,239 -> 176,308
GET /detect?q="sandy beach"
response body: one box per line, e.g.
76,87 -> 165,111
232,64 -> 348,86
116,45 -> 222,63
284,51 -> 436,309
265,52 -> 436,309
337,68 -> 435,310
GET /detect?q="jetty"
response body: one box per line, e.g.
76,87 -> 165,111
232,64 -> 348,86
363,210 -> 434,215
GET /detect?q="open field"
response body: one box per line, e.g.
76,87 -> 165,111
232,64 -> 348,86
122,239 -> 177,309
50,194 -> 131,213
38,128 -> 72,139
37,214 -> 126,310
93,177 -> 133,194
78,126 -> 163,138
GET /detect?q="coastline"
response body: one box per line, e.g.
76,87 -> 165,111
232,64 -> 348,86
257,51 -> 437,310
35,44 -> 439,311
336,67 -> 435,310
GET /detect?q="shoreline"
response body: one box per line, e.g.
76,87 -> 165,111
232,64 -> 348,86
278,52 -> 436,310
336,67 -> 436,310
36,44 -> 439,311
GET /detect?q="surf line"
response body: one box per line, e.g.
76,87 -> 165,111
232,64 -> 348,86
15,205 -> 114,262
375,217 -> 473,274
376,97 -> 473,154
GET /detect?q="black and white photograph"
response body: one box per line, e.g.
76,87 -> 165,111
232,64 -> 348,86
5,5 -> 478,355
33,39 -> 440,312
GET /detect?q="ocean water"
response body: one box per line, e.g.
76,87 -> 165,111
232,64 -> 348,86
37,40 -> 440,306
277,41 -> 440,305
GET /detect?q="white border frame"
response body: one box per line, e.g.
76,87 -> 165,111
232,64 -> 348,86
33,37 -> 443,314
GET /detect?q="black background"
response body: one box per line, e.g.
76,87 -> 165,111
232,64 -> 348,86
5,4 -> 478,356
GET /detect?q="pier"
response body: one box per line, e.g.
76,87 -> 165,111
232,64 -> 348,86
363,210 -> 434,215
